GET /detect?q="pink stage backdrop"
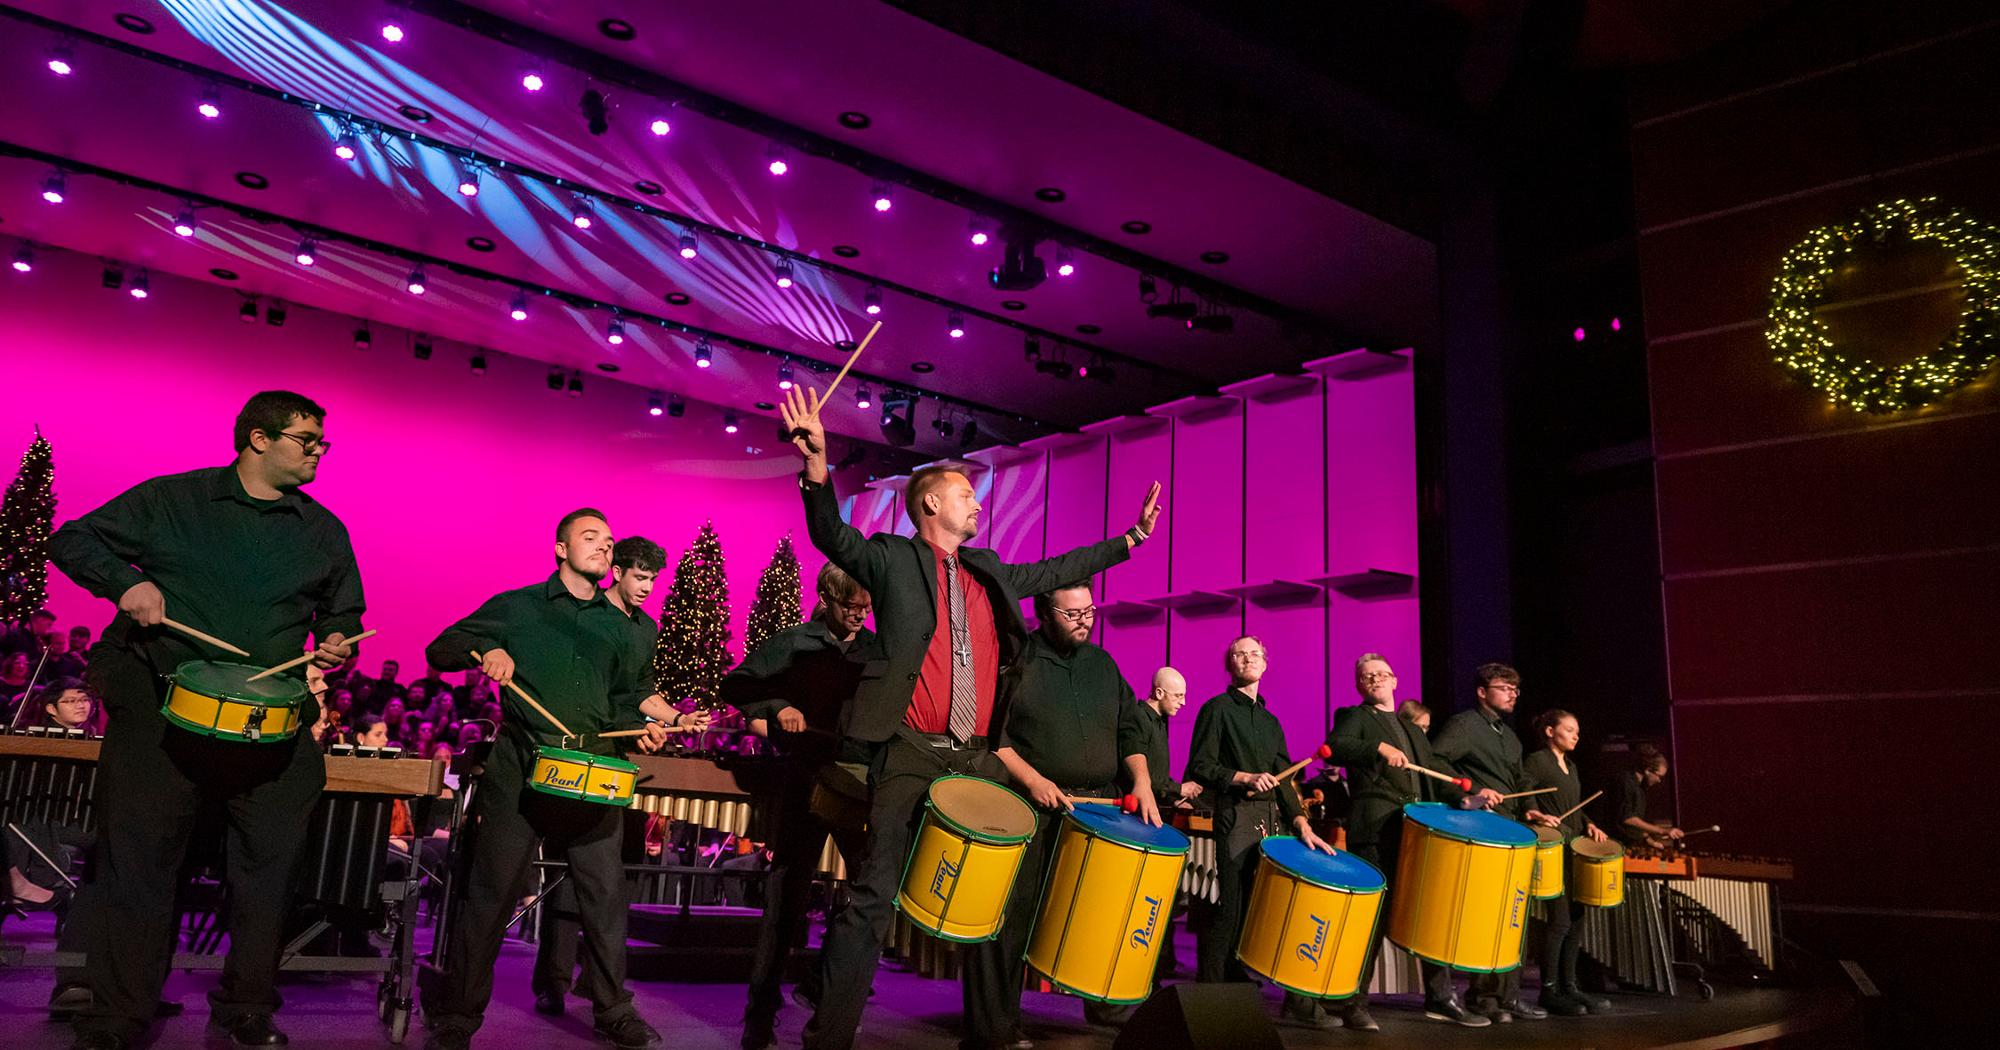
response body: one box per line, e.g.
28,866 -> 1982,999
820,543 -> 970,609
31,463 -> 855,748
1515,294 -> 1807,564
0,253 -> 823,675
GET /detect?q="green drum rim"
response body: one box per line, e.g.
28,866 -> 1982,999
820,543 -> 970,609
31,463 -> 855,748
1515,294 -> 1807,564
171,660 -> 308,705
926,774 -> 1036,845
159,704 -> 298,742
535,746 -> 640,773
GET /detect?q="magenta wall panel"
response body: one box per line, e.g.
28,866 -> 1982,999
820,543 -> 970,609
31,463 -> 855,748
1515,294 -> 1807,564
1097,422 -> 1172,720
1168,405 -> 1247,593
1324,365 -> 1418,576
1042,437 -> 1112,571
1243,379 -> 1332,734
983,453 -> 1049,566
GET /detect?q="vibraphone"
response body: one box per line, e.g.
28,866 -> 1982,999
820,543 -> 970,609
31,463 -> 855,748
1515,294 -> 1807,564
0,730 -> 445,1042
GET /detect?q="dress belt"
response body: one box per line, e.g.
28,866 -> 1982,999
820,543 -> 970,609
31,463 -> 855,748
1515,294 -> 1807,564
916,732 -> 989,751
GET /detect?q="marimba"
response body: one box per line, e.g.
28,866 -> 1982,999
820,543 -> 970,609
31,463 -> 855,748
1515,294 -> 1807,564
0,730 -> 445,1041
1552,848 -> 1792,998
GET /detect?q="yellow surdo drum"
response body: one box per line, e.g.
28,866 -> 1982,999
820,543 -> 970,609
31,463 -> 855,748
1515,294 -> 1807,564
1387,803 -> 1537,973
896,775 -> 1036,942
1529,825 -> 1566,900
1569,837 -> 1626,907
1236,837 -> 1386,999
527,747 -> 639,807
1026,802 -> 1190,1004
162,660 -> 308,743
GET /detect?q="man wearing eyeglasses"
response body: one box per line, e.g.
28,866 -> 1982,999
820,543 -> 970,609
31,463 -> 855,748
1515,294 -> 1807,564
981,581 -> 1162,1035
1318,653 -> 1504,1032
48,391 -> 364,1050
721,563 -> 879,1050
1433,662 -> 1553,1024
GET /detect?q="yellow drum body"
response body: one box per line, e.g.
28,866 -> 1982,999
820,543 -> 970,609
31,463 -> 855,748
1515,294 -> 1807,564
1529,825 -> 1566,900
528,747 -> 639,807
1570,837 -> 1626,907
896,775 -> 1036,942
1026,804 -> 1190,1003
1386,803 -> 1537,972
162,660 -> 306,743
1236,837 -> 1385,999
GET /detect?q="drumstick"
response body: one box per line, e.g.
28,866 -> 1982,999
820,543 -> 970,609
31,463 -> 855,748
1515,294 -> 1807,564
6,822 -> 78,889
807,320 -> 882,422
1252,745 -> 1333,797
470,650 -> 575,739
1498,787 -> 1558,801
6,648 -> 51,729
1553,789 -> 1604,824
161,617 -> 251,657
244,629 -> 378,682
1405,763 -> 1474,791
597,725 -> 699,739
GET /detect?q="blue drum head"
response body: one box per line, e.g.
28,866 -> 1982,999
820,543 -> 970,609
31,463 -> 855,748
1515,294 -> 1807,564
1064,801 -> 1190,854
1402,802 -> 1537,847
1260,836 -> 1386,892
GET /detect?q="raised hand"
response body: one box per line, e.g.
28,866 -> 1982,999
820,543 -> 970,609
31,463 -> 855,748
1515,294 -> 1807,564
779,386 -> 827,456
1132,481 -> 1163,539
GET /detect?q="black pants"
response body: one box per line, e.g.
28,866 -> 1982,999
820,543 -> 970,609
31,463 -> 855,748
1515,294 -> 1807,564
73,647 -> 325,1038
1539,891 -> 1586,991
803,731 -> 1006,1050
1346,832 -> 1456,1006
531,809 -> 650,1000
1196,800 -> 1274,984
430,738 -> 636,1035
746,767 -> 866,1021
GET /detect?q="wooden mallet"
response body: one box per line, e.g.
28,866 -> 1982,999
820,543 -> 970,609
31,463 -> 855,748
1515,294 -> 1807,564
470,650 -> 575,739
1252,744 -> 1332,797
245,629 -> 378,682
1678,824 -> 1723,839
1064,794 -> 1140,813
161,617 -> 250,658
1405,763 -> 1474,792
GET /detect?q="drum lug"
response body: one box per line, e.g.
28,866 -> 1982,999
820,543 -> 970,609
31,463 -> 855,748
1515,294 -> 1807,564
244,704 -> 267,742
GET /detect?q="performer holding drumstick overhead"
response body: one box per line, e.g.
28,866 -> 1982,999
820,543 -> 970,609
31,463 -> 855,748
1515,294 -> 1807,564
420,509 -> 685,1050
47,391 -> 364,1050
777,383 -> 1161,1050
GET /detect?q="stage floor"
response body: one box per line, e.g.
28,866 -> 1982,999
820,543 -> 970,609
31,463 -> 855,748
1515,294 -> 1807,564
0,912 -> 1844,1049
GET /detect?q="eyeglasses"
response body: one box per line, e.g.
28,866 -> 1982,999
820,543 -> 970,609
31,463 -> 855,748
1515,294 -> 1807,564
1484,683 -> 1520,695
277,431 -> 332,455
837,601 -> 872,615
1052,606 -> 1097,623
1362,671 -> 1397,684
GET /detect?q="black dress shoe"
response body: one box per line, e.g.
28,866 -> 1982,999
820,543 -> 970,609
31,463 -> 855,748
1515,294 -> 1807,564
1423,998 -> 1493,1028
741,1012 -> 776,1050
1337,1000 -> 1380,1032
1563,982 -> 1612,1013
595,1016 -> 664,1048
49,983 -> 92,1020
1470,999 -> 1513,1023
1279,994 -> 1339,1029
1540,987 -> 1588,1017
425,1027 -> 473,1050
70,1033 -> 128,1050
208,1014 -> 289,1046
1501,996 -> 1548,1020
533,990 -> 565,1017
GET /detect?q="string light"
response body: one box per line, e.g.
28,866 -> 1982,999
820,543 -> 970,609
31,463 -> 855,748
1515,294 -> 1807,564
1767,197 -> 2000,414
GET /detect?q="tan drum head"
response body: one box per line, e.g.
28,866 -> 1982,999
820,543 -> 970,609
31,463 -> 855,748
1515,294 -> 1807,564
1572,837 -> 1624,860
1536,826 -> 1564,846
930,775 -> 1036,842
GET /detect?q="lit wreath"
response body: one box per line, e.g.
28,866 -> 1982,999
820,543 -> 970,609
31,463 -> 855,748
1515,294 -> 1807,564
1766,197 -> 2000,413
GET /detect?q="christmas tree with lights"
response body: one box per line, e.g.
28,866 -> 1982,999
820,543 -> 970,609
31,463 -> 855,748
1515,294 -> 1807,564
0,429 -> 56,624
653,521 -> 732,708
744,534 -> 804,656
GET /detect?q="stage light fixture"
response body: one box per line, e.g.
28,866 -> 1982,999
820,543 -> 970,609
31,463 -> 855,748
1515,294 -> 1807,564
40,170 -> 66,204
413,335 -> 433,360
101,264 -> 124,290
547,368 -> 566,392
1055,245 -> 1075,277
580,89 -> 610,136
294,236 -> 318,266
647,394 -> 664,417
1185,312 -> 1233,333
678,231 -> 697,259
456,161 -> 481,197
878,398 -> 916,448
1572,326 -> 1587,342
856,385 -> 872,410
774,259 -> 795,289
127,270 -> 150,299
197,84 -> 222,120
650,117 -> 671,136
353,324 -> 371,350
380,24 -> 405,43
864,285 -> 883,315
968,216 -> 992,247
238,299 -> 258,323
607,317 -> 626,345
933,416 -> 955,438
265,301 -> 287,327
694,338 -> 713,368
333,128 -> 359,161
405,266 -> 428,295
777,362 -> 795,391
1138,275 -> 1158,302
1024,335 -> 1041,362
470,352 -> 488,375
947,312 -> 965,339
571,199 -> 594,230
509,291 -> 529,321
46,40 -> 74,77
9,245 -> 32,273
723,411 -> 740,434
871,182 -> 894,213
667,395 -> 686,418
960,419 -> 980,449
1035,358 -> 1072,379
521,70 -> 545,92
767,144 -> 789,176
989,235 -> 1046,291
172,205 -> 197,237
567,372 -> 584,398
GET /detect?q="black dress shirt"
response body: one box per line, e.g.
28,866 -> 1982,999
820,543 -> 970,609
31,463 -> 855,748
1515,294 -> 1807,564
1186,688 -> 1305,824
1127,703 -> 1179,801
1614,771 -> 1650,844
721,618 -> 879,760
48,465 -> 365,667
424,573 -> 649,754
996,634 -> 1144,792
1524,749 -> 1589,837
1433,706 -> 1528,818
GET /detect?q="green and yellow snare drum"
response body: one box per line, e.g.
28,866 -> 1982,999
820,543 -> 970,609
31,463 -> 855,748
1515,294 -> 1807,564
162,660 -> 308,743
1529,825 -> 1566,900
528,747 -> 640,807
1569,837 -> 1626,907
896,775 -> 1036,942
